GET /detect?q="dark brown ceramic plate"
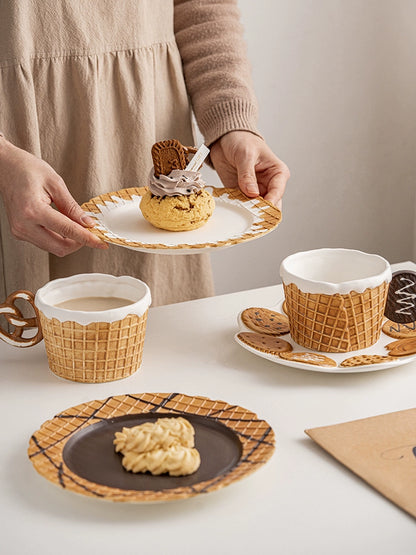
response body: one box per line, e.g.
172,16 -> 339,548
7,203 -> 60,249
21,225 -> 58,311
28,392 -> 275,502
63,413 -> 242,491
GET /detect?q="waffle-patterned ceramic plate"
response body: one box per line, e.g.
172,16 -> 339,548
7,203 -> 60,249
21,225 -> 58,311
81,187 -> 281,254
28,392 -> 275,502
235,300 -> 416,374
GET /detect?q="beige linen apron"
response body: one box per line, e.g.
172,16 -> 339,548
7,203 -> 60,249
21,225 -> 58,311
0,0 -> 214,306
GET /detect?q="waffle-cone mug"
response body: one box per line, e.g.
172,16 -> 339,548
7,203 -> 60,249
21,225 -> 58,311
280,249 -> 392,353
0,274 -> 151,382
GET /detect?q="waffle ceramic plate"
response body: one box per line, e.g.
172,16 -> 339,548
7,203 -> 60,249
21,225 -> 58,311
81,187 -> 281,254
28,392 -> 275,502
235,301 -> 416,374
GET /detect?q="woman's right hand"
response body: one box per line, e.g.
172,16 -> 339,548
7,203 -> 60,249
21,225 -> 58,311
0,138 -> 107,256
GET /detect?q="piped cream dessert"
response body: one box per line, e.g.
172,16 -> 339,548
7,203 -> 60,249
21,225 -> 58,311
140,139 -> 215,231
114,417 -> 201,476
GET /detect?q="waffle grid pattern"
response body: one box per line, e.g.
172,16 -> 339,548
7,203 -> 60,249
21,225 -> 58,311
284,282 -> 388,353
28,392 -> 275,502
39,311 -> 148,383
81,187 -> 281,251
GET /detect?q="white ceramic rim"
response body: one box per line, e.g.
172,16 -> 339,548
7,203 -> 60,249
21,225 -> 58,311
279,248 -> 392,295
34,273 -> 152,325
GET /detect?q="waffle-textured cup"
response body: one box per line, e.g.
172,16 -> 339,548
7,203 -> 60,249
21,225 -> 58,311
280,249 -> 391,353
38,311 -> 148,383
283,282 -> 389,353
35,274 -> 151,383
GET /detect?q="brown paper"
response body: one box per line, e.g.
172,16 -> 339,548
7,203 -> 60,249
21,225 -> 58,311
305,408 -> 416,519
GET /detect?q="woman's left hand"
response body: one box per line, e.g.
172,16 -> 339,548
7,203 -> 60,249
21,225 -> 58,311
210,131 -> 290,209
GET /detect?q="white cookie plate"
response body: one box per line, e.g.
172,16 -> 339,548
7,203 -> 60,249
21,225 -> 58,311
235,301 -> 416,374
81,186 -> 281,254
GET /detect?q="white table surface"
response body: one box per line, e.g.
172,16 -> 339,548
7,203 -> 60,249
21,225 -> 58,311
1,262 -> 415,555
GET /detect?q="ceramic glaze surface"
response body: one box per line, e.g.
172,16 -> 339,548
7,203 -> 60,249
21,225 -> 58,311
35,274 -> 151,325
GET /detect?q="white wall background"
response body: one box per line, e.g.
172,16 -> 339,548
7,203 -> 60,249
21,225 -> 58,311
203,0 -> 416,296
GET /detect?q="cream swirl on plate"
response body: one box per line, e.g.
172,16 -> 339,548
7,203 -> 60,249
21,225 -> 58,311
114,417 -> 201,476
149,169 -> 205,197
121,445 -> 201,476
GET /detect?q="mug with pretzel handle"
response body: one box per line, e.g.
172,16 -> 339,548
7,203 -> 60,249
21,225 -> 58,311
0,290 -> 43,347
0,274 -> 151,383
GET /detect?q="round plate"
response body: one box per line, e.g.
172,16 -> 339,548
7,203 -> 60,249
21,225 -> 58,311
28,393 -> 275,502
235,301 -> 416,374
81,187 -> 281,254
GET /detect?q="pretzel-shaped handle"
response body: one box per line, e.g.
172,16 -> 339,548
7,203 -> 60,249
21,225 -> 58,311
0,290 -> 43,347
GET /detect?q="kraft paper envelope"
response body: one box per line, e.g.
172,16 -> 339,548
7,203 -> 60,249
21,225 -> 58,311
305,408 -> 416,519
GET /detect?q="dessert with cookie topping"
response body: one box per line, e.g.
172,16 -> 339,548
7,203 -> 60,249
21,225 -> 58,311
140,139 -> 215,231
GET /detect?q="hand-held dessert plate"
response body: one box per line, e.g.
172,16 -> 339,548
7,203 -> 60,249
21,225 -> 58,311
28,392 -> 275,502
81,187 -> 281,254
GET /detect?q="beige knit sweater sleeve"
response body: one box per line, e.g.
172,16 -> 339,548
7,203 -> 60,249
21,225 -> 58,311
174,0 -> 260,145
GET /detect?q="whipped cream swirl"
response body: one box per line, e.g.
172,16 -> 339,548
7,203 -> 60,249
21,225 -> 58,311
149,169 -> 205,197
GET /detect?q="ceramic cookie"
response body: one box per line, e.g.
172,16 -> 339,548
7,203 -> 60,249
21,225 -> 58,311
385,337 -> 416,357
241,307 -> 290,336
278,351 -> 337,367
340,354 -> 397,367
382,319 -> 416,339
384,270 -> 416,324
237,332 -> 292,355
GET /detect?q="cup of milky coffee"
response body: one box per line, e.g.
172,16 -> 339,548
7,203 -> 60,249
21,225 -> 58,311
280,248 -> 391,353
0,274 -> 151,382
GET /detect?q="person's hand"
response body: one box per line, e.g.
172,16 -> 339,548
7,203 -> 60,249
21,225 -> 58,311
210,130 -> 290,208
0,139 -> 107,256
